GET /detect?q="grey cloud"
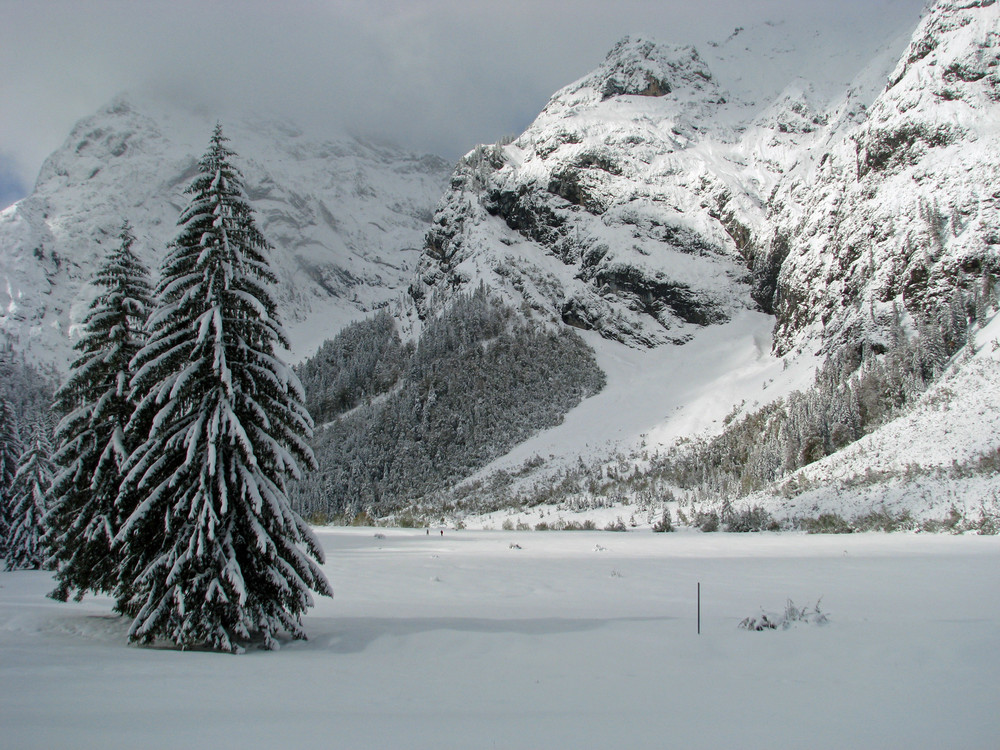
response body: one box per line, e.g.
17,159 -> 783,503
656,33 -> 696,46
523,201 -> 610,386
1,0 -> 927,197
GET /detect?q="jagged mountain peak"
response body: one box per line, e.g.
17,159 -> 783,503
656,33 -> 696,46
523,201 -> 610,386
0,93 -> 451,370
586,36 -> 713,101
750,79 -> 829,136
414,0 -> 996,362
413,38 -> 761,348
539,35 -> 727,135
879,0 -> 999,132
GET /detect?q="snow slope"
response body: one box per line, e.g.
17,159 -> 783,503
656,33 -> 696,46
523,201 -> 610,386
747,312 -> 1000,523
459,309 -> 817,487
2,529 -> 998,749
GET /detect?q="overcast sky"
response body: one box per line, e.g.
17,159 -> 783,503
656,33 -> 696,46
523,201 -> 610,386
1,0 -> 928,209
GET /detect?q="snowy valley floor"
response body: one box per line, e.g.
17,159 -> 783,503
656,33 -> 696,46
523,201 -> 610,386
2,529 -> 998,749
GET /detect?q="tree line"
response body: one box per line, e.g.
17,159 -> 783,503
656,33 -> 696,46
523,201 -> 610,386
291,286 -> 606,521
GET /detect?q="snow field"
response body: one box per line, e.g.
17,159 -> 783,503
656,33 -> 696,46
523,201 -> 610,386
2,528 -> 998,749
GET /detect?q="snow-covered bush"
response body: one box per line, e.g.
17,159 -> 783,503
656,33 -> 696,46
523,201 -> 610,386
852,510 -> 914,532
739,599 -> 828,631
652,510 -> 674,532
694,509 -> 719,532
724,504 -> 779,532
800,513 -> 853,534
604,516 -> 627,532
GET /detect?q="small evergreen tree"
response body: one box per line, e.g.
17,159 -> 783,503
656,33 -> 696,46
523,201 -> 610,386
0,397 -> 23,559
46,221 -> 153,600
119,125 -> 331,652
5,420 -> 53,570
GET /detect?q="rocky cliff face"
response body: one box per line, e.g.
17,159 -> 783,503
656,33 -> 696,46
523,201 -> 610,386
766,0 -> 1000,354
413,1 -> 998,356
0,95 -> 450,369
412,37 -> 764,347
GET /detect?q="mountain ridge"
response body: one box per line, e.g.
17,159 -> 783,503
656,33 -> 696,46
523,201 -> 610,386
0,93 -> 451,369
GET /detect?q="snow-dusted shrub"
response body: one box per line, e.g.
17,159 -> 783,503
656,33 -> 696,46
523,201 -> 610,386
394,511 -> 424,528
800,513 -> 853,534
652,510 -> 674,532
694,509 -> 719,532
725,505 -> 779,532
963,507 -> 999,535
852,509 -> 914,532
919,507 -> 963,533
304,511 -> 332,527
739,599 -> 828,631
604,516 -> 627,532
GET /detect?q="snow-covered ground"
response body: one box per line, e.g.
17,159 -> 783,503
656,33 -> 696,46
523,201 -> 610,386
2,528 -> 997,749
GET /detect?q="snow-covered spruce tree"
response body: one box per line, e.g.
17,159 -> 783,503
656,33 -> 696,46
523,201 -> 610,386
5,420 -> 53,571
118,125 -> 331,652
0,397 -> 24,559
46,221 -> 153,601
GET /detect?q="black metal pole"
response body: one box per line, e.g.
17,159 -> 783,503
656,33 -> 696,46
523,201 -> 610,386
697,582 -> 701,635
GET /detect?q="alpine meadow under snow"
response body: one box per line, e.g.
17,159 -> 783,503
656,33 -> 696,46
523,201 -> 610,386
2,529 -> 999,749
1,0 -> 1000,745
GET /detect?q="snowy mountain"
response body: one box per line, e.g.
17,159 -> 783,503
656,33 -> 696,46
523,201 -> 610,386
408,8 -> 933,350
413,2 -> 998,361
412,36 -> 762,347
744,312 -> 1000,527
0,94 -> 450,369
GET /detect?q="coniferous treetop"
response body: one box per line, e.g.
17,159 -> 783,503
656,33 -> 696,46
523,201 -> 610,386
58,221 -> 152,415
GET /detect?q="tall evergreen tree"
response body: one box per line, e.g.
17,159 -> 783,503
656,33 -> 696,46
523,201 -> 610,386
0,397 -> 23,559
46,221 -> 153,600
118,125 -> 331,652
5,420 -> 53,571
